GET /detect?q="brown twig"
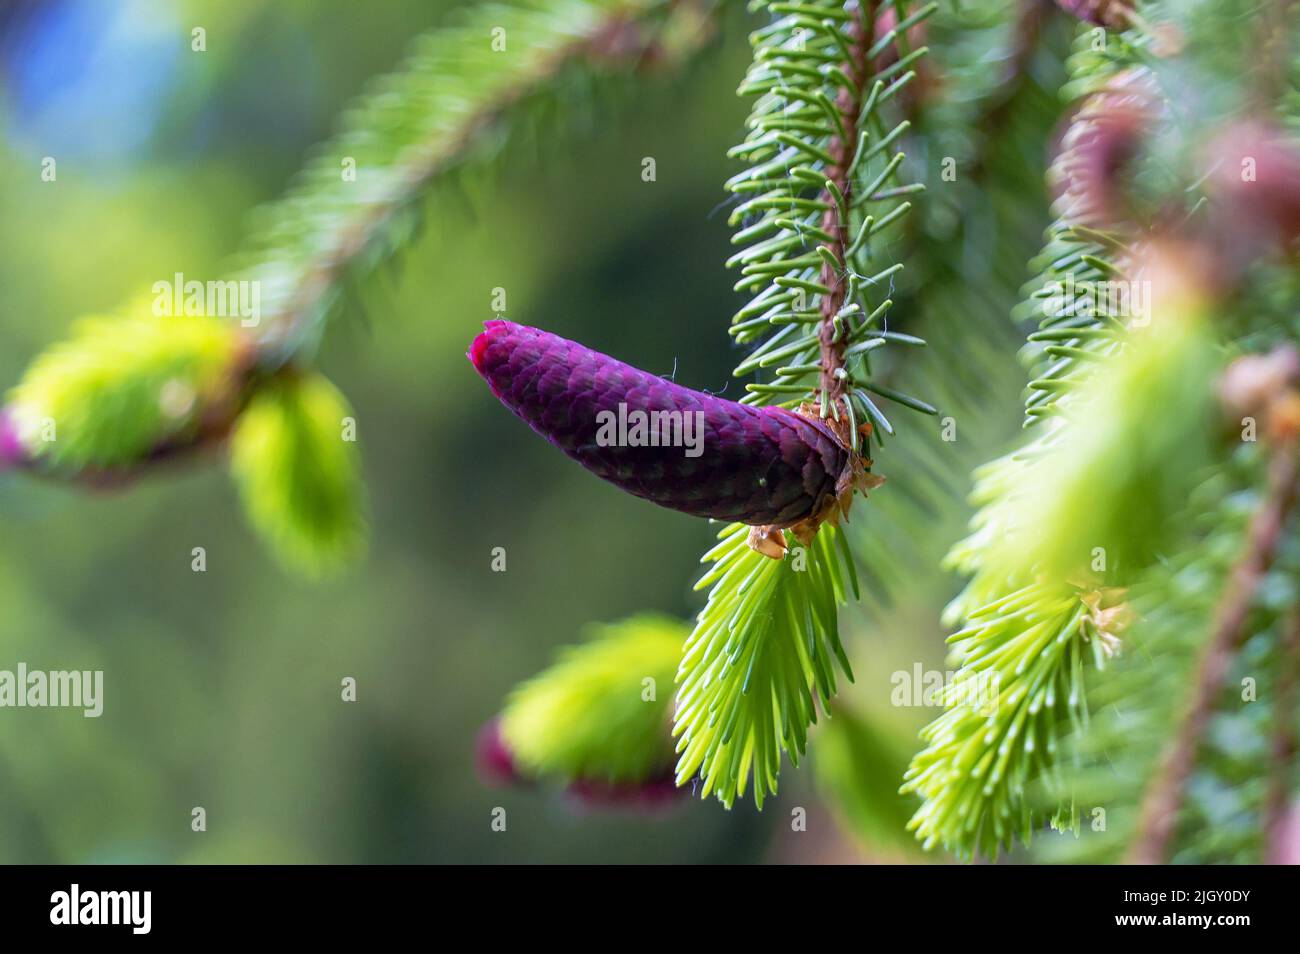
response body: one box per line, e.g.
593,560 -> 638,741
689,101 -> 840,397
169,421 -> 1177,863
1129,446 -> 1300,863
1265,612 -> 1300,856
817,2 -> 876,405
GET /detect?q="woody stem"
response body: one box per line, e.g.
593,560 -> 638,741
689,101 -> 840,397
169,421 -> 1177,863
817,1 -> 875,405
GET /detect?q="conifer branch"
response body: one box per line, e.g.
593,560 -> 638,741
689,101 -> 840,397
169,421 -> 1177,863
1129,444 -> 1300,864
812,0 -> 1300,857
903,15 -> 1178,856
2,0 -> 716,574
1030,456 -> 1276,864
814,0 -> 873,405
244,0 -> 711,364
674,523 -> 859,807
827,0 -> 1070,618
675,0 -> 934,808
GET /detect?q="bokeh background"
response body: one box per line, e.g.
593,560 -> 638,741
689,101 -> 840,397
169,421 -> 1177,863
0,0 -> 1062,862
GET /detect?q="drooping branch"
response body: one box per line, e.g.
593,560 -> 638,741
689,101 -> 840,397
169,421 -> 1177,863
3,0 -> 718,488
252,0 -> 719,364
0,1 -> 722,577
677,0 -> 934,808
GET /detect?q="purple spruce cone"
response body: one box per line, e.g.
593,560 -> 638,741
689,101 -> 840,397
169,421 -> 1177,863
468,321 -> 853,527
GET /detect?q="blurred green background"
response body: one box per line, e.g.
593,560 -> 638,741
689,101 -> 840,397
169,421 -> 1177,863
0,0 -> 1055,862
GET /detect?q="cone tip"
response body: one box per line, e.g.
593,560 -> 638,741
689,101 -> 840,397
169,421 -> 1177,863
467,319 -> 513,375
